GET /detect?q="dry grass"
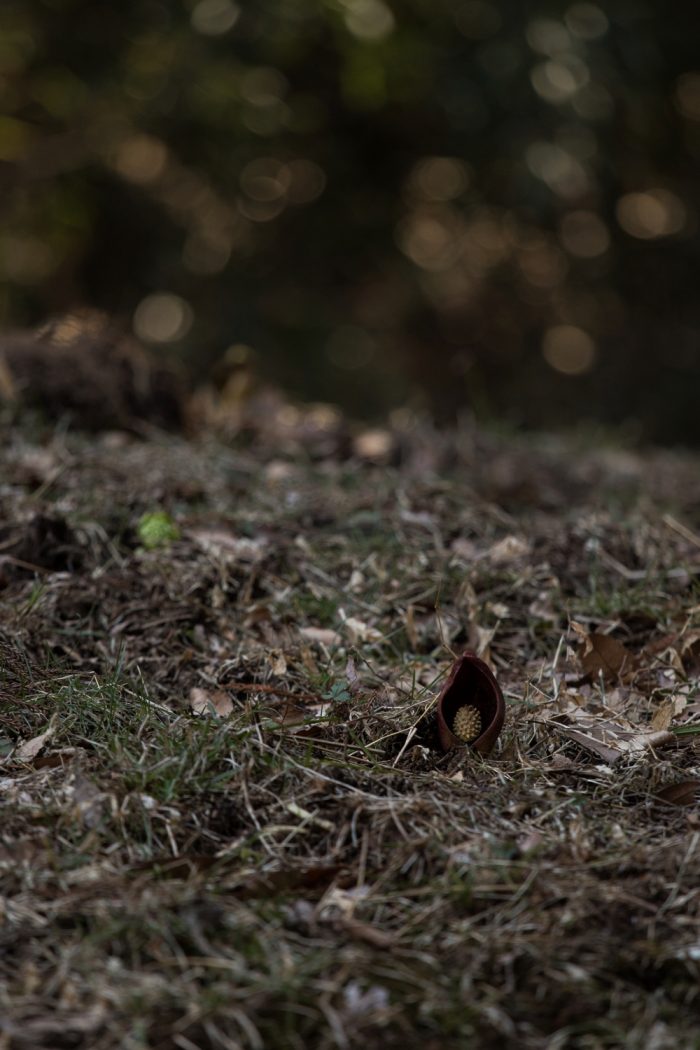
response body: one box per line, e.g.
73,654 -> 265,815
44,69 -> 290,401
1,411 -> 699,1049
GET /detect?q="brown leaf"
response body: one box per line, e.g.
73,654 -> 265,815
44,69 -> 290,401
556,716 -> 674,764
189,687 -> 233,718
345,655 -> 361,695
558,725 -> 621,764
650,700 -> 674,732
573,625 -> 633,681
275,703 -> 330,727
650,695 -> 688,732
190,527 -> 267,562
681,631 -> 700,675
299,626 -> 342,647
487,534 -> 530,564
15,723 -> 55,761
656,780 -> 700,806
341,614 -> 383,644
234,864 -> 347,899
32,748 -> 81,770
268,649 -> 287,676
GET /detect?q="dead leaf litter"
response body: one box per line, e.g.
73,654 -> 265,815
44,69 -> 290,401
1,415 -> 700,1048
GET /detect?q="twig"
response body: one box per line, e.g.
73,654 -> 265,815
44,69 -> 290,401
663,513 -> 700,550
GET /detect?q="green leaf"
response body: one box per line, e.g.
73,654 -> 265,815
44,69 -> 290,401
137,511 -> 180,550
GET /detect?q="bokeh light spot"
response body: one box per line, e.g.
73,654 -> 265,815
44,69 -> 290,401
542,325 -> 596,375
560,210 -> 610,257
409,157 -> 470,201
285,159 -> 326,204
517,240 -> 568,288
237,197 -> 286,223
530,56 -> 589,103
133,293 -> 193,343
343,0 -> 395,42
191,0 -> 240,36
526,19 -> 571,56
397,210 -> 460,271
565,3 -> 609,40
240,157 -> 289,201
616,190 -> 686,239
526,142 -> 589,198
113,135 -> 169,185
182,230 -> 232,275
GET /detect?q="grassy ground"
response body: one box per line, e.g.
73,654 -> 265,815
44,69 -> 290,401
1,409 -> 700,1049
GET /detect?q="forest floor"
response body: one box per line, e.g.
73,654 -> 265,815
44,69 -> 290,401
1,405 -> 700,1049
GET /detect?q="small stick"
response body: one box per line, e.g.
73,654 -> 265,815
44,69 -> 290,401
663,513 -> 700,550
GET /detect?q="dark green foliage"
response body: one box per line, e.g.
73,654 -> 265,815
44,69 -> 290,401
1,0 -> 699,438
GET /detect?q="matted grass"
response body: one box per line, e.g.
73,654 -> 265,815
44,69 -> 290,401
1,413 -> 699,1048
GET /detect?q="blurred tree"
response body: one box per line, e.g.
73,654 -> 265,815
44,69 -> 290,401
0,0 -> 699,441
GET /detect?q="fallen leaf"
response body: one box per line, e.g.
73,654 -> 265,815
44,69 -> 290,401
572,624 -> 633,681
554,711 -> 674,764
32,747 -> 82,770
650,700 -> 674,732
558,725 -> 621,764
15,723 -> 54,761
341,614 -> 383,644
189,687 -> 233,718
656,781 -> 700,806
681,631 -> 700,674
348,569 -> 364,591
264,459 -> 296,482
272,702 -> 325,727
487,535 -> 530,564
233,864 -> 347,899
268,649 -> 287,676
345,655 -> 361,695
650,695 -> 688,731
190,528 -> 267,563
299,626 -> 342,647
354,428 -> 394,460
